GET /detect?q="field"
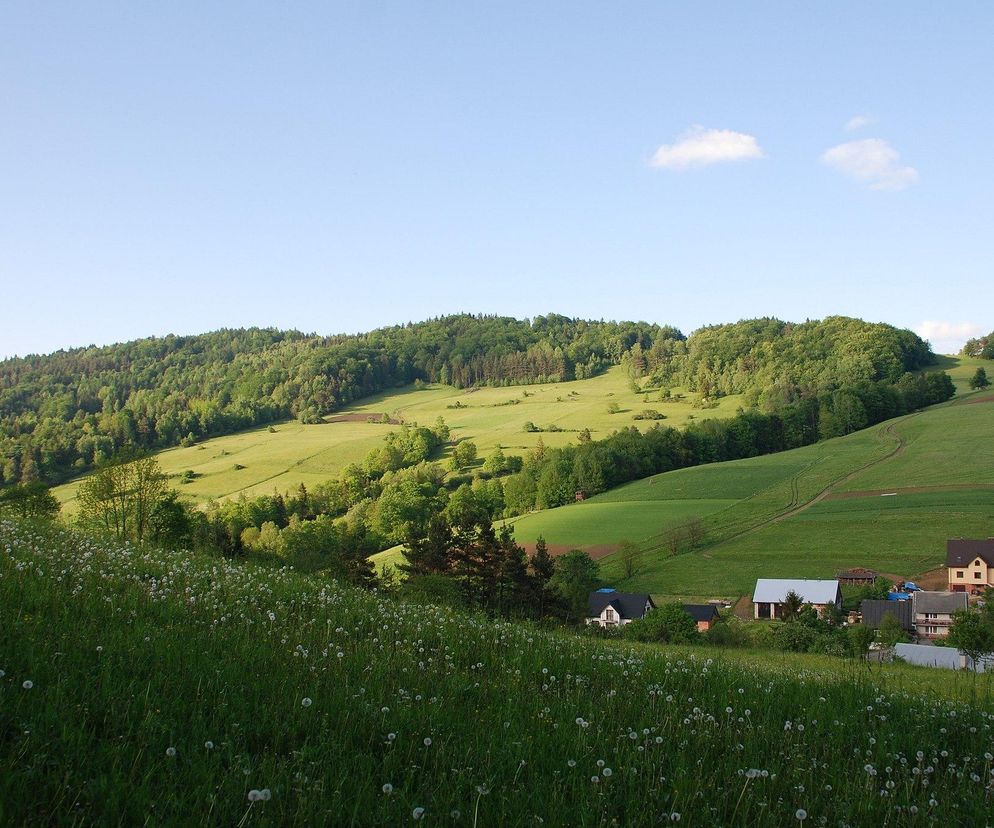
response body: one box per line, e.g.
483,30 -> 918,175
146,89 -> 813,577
4,517 -> 994,826
53,365 -> 743,512
509,359 -> 994,601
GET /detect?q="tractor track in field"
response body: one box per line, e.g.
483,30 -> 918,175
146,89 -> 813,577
701,413 -> 918,553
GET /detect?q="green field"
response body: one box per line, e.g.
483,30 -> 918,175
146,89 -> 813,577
53,365 -> 743,511
509,362 -> 994,601
4,518 -> 993,826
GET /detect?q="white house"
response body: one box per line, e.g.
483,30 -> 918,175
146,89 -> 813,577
586,589 -> 656,628
753,579 -> 842,620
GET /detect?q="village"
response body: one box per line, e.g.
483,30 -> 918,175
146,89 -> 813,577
587,537 -> 994,671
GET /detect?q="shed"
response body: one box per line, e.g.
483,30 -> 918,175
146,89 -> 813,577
682,604 -> 720,632
753,579 -> 842,620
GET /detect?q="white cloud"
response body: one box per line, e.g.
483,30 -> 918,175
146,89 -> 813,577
915,320 -> 984,355
820,138 -> 919,191
650,126 -> 765,170
844,115 -> 874,132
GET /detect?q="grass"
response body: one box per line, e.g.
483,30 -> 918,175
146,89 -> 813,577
3,517 -> 994,826
511,359 -> 994,601
52,365 -> 743,512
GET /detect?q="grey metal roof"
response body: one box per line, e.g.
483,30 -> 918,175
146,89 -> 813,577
588,591 -> 655,620
913,591 -> 968,615
946,539 -> 994,567
860,599 -> 914,631
752,579 -> 841,605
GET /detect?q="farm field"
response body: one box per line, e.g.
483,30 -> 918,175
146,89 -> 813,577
3,518 -> 993,826
53,365 -> 743,511
512,368 -> 994,601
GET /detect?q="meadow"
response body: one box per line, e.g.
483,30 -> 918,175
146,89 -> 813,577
52,365 -> 742,512
512,375 -> 994,601
3,517 -> 994,826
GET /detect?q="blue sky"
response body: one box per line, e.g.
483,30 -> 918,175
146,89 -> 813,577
2,2 -> 992,358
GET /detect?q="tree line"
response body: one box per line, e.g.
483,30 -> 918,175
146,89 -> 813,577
0,314 -> 681,485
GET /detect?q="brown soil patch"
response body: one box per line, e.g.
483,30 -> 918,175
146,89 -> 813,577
732,595 -> 754,620
324,413 -> 400,425
825,484 -> 994,500
519,542 -> 619,560
913,567 -> 949,590
964,393 -> 994,404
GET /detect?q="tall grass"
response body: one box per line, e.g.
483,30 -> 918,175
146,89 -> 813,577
3,518 -> 993,825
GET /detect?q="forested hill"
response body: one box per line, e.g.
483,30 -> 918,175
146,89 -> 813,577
0,314 -> 935,486
642,316 -> 935,407
0,315 -> 679,484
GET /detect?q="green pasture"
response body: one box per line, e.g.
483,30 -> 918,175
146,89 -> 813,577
53,365 -> 742,510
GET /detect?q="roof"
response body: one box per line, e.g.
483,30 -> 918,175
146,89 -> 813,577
946,539 -> 994,567
860,599 -> 914,631
752,579 -> 841,605
913,591 -> 968,615
588,591 -> 655,620
837,567 -> 879,578
682,604 -> 719,623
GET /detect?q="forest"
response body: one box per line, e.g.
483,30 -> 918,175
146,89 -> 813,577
1,314 -> 937,488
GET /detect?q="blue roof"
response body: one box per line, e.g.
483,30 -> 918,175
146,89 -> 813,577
887,592 -> 912,601
596,587 -> 617,593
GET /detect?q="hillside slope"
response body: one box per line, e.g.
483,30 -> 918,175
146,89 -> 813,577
511,360 -> 994,600
3,518 -> 993,826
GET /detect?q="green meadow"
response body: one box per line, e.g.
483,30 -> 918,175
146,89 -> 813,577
4,518 -> 993,826
53,365 -> 742,511
511,371 -> 994,601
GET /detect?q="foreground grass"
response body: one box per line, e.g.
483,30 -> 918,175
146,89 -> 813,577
3,519 -> 994,826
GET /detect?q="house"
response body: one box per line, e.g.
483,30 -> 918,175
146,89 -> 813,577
912,591 -> 967,639
682,604 -> 720,632
587,589 -> 655,628
947,539 -> 994,594
860,599 -> 914,632
837,567 -> 879,586
752,579 -> 842,620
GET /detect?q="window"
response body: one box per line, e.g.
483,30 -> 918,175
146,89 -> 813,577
957,571 -> 964,578
605,608 -> 615,621
976,572 -> 983,579
926,626 -> 938,635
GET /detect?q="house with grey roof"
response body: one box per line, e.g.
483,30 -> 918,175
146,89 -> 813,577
752,579 -> 841,620
587,589 -> 655,628
911,591 -> 968,639
947,538 -> 994,594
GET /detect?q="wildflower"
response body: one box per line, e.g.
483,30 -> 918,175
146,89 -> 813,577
382,783 -> 393,795
205,741 -> 214,750
591,775 -> 600,783
423,737 -> 432,747
387,733 -> 396,741
413,807 -> 426,820
248,790 -> 262,802
567,759 -> 577,767
301,697 -> 312,707
166,747 -> 177,758
602,767 -> 613,777
22,680 -> 33,690
795,809 -> 807,822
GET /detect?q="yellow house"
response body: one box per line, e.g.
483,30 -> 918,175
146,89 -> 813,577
947,539 -> 994,594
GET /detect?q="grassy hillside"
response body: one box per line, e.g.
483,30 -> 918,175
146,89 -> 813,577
509,359 -> 994,601
3,518 -> 993,826
53,365 -> 743,511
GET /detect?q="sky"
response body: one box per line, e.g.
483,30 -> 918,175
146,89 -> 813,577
2,1 -> 992,358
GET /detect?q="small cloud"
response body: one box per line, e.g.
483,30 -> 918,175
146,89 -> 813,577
844,115 -> 874,132
820,138 -> 919,191
650,126 -> 765,170
915,321 -> 984,354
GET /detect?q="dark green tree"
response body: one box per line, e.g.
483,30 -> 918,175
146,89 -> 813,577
969,367 -> 990,390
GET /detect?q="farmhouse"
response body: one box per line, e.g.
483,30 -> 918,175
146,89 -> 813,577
682,604 -> 720,632
912,591 -> 968,639
753,579 -> 842,620
587,589 -> 655,628
947,538 -> 994,594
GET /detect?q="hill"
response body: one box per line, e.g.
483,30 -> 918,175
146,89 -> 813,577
51,365 -> 744,511
509,356 -> 994,600
3,517 -> 993,825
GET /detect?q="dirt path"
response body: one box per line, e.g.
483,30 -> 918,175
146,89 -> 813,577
702,413 -> 917,552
